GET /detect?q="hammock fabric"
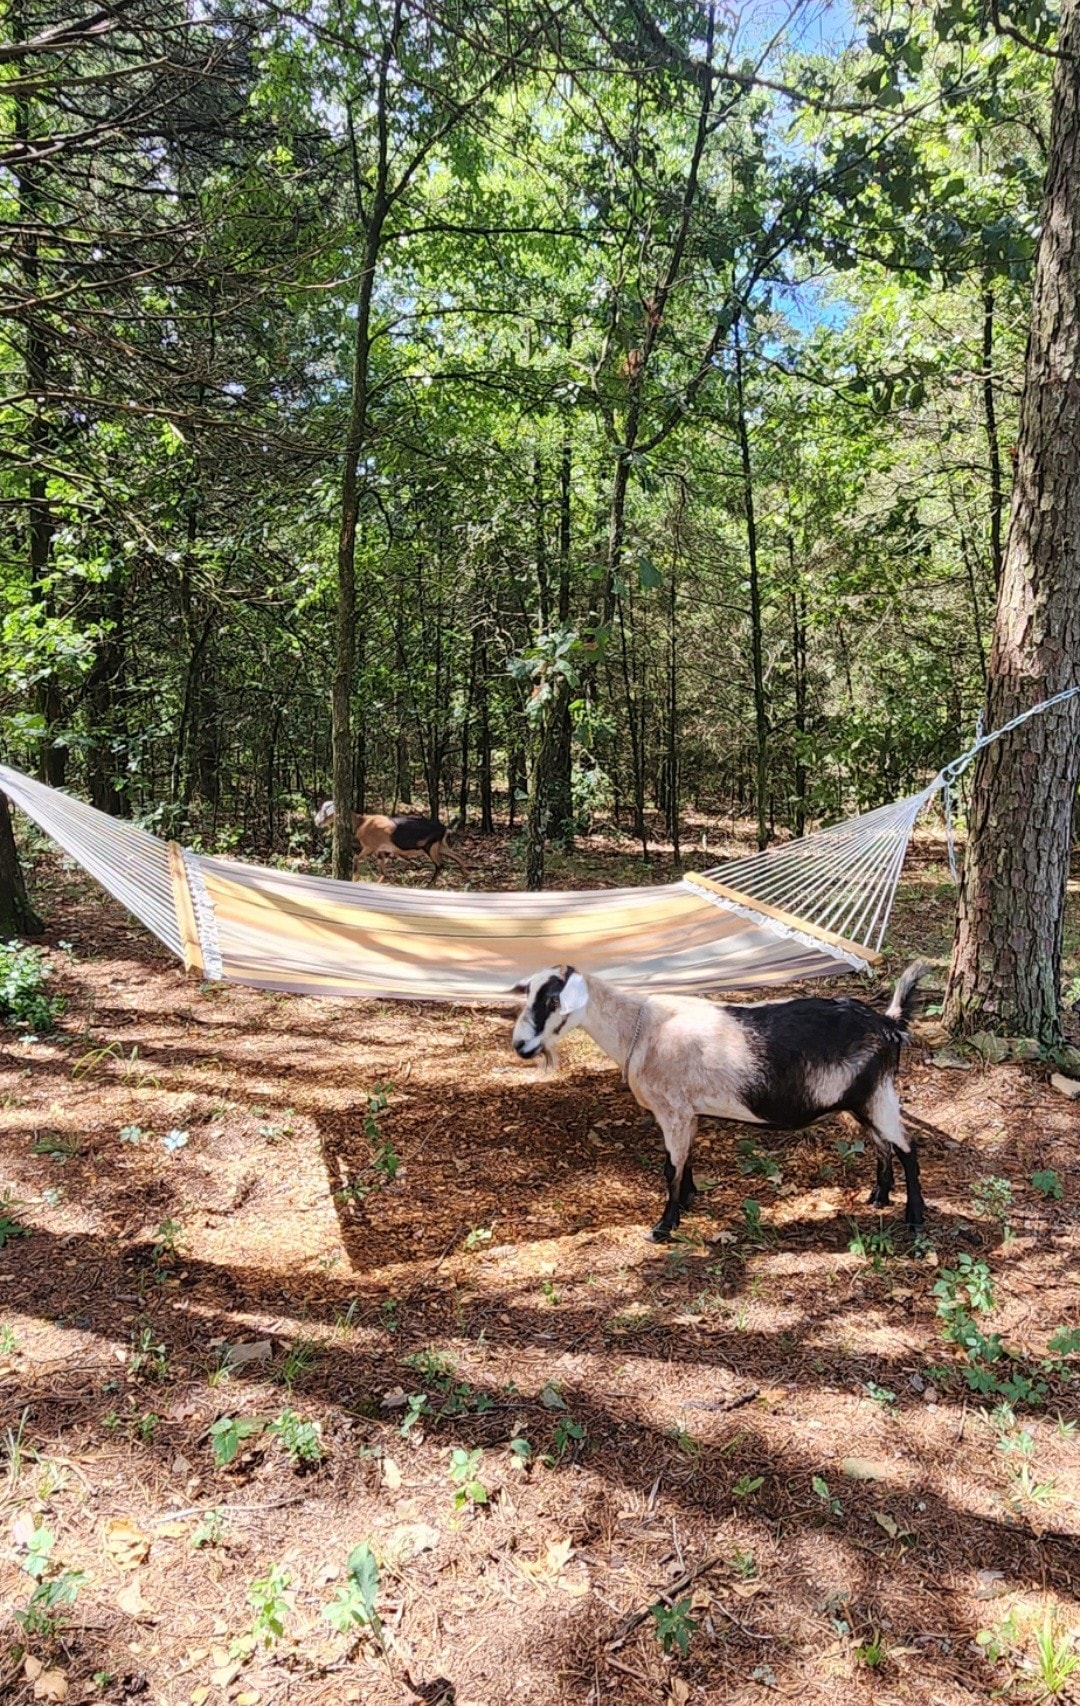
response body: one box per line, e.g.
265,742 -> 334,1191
0,760 -> 937,1001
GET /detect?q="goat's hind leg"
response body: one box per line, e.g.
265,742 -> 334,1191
861,1082 -> 925,1229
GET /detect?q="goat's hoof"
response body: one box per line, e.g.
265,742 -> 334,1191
868,1189 -> 891,1207
647,1224 -> 673,1243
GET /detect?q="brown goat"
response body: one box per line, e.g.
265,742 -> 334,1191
314,800 -> 468,883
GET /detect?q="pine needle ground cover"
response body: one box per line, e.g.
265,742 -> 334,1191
1,830 -> 1078,1706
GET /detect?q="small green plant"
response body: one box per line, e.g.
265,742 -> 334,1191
1031,1170 -> 1064,1201
650,1597 -> 698,1658
0,940 -> 60,1031
0,1324 -> 19,1356
812,1475 -> 843,1516
151,1218 -> 183,1262
128,1322 -> 169,1382
835,1137 -> 866,1166
732,1473 -> 764,1499
540,1276 -> 560,1305
399,1393 -> 431,1437
322,1543 -> 384,1651
855,1634 -> 887,1670
737,1138 -> 781,1182
118,1124 -> 145,1144
448,1446 -> 489,1507
1029,1612 -> 1080,1697
134,1411 -> 158,1442
14,1521 -> 85,1638
209,1414 -> 265,1468
277,1335 -> 317,1390
1048,1327 -> 1080,1359
741,1197 -> 772,1243
668,1424 -> 700,1458
729,1547 -> 757,1579
32,1131 -> 81,1162
464,1226 -> 493,1251
864,1380 -> 897,1410
847,1221 -> 895,1264
508,1435 -> 533,1468
380,1297 -> 402,1332
547,1415 -> 585,1463
270,1408 -> 324,1466
246,1562 -> 291,1649
975,1607 -> 1019,1665
1008,1462 -> 1058,1511
0,1189 -> 30,1249
972,1175 -> 1014,1235
192,1508 -> 227,1548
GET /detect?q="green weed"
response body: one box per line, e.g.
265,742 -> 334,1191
650,1597 -> 698,1657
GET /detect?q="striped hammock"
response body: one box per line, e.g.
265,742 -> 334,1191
0,760 -> 938,1001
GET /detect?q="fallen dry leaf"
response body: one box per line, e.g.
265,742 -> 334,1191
873,1511 -> 900,1540
210,1661 -> 242,1689
33,1671 -> 68,1703
190,1689 -> 210,1706
156,1521 -> 188,1539
24,1656 -> 44,1682
105,1517 -> 151,1569
117,1578 -> 153,1619
236,1692 -> 260,1705
382,1456 -> 403,1491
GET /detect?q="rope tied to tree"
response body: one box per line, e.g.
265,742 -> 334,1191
934,683 -> 1080,883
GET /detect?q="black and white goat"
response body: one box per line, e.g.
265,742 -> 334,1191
511,964 -> 929,1241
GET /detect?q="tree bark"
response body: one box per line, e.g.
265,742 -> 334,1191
982,285 -> 1005,592
944,2 -> 1080,1044
735,328 -> 769,851
0,792 -> 42,936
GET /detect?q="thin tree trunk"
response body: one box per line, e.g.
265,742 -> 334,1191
0,792 -> 42,936
549,417 -> 574,844
333,76 -> 392,878
944,0 -> 1080,1044
477,642 -> 494,834
735,328 -> 768,851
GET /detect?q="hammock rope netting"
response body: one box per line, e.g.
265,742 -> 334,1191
0,688 -> 1074,1003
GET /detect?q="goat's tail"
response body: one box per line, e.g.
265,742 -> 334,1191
886,960 -> 931,1026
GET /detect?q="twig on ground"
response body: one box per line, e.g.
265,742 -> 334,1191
608,1552 -> 723,1650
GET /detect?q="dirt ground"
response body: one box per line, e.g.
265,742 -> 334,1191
1,824 -> 1079,1706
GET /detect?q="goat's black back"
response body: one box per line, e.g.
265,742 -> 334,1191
389,814 -> 446,852
731,995 -> 907,1129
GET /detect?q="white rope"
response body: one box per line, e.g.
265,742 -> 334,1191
932,684 -> 1080,883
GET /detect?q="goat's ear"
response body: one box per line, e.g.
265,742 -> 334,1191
509,979 -> 529,996
559,971 -> 589,1014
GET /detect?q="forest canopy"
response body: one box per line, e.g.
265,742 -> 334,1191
0,0 -> 1057,861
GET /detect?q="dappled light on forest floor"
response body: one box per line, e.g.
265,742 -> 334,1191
0,856 -> 1078,1705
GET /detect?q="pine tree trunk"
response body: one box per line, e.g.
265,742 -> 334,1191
944,3 -> 1080,1044
0,793 -> 42,937
735,329 -> 768,851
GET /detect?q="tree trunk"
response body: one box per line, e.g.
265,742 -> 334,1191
735,328 -> 768,851
332,89 -> 390,877
548,424 -> 574,845
477,642 -> 494,834
982,285 -> 1005,592
0,792 -> 42,936
944,3 -> 1080,1044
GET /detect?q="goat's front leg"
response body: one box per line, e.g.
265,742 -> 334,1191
650,1111 -> 697,1242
